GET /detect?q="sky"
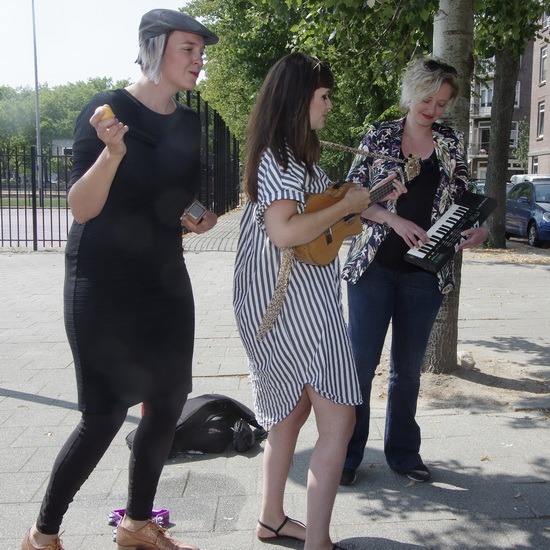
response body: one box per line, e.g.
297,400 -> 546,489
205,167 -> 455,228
0,1 -> 192,89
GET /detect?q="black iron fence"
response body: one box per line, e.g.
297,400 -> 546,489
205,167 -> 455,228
1,90 -> 240,250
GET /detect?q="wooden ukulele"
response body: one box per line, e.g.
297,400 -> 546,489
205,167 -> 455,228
293,170 -> 405,266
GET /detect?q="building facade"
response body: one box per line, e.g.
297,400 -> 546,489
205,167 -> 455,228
528,11 -> 550,174
468,45 -> 534,185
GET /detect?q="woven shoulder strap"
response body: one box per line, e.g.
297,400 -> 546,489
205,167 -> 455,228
256,246 -> 295,341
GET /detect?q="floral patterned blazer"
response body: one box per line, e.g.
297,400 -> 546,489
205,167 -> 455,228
341,117 -> 468,294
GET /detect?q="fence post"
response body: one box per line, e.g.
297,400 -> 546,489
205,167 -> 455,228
30,146 -> 38,251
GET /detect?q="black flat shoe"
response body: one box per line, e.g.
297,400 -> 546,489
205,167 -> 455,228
405,464 -> 431,482
257,516 -> 306,542
339,467 -> 356,486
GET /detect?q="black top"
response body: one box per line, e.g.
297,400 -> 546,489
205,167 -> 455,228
375,150 -> 439,272
68,88 -> 201,274
65,89 -> 201,413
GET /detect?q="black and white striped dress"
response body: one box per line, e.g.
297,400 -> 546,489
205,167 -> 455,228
233,148 -> 362,428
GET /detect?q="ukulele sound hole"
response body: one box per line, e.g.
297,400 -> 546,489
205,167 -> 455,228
325,228 -> 333,244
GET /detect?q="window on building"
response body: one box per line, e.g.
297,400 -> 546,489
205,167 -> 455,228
480,57 -> 496,73
532,156 -> 539,174
541,46 -> 548,85
477,161 -> 487,180
510,122 -> 519,147
514,81 -> 520,108
480,83 -> 493,111
478,121 -> 491,152
537,102 -> 545,138
543,11 -> 549,30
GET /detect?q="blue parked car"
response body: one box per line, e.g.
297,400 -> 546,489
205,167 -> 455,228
505,176 -> 550,246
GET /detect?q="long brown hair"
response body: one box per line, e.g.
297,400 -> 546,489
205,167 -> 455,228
243,53 -> 334,202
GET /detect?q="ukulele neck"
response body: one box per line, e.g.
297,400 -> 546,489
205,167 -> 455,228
369,170 -> 406,204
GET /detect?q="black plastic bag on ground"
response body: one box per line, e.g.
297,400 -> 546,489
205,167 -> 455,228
126,394 -> 266,457
232,418 -> 268,452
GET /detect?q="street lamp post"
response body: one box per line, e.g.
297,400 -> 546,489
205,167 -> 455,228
31,0 -> 43,204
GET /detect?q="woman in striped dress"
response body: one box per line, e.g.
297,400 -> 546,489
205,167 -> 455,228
233,53 -> 404,550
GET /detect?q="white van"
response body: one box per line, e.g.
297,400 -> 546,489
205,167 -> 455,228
509,174 -> 550,186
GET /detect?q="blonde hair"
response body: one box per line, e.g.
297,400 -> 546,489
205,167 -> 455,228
399,57 -> 460,113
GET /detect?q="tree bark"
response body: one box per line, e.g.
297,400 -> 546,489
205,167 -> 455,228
422,0 -> 474,374
432,0 -> 474,134
485,51 -> 521,248
422,251 -> 463,373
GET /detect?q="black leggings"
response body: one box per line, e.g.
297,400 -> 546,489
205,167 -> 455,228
36,393 -> 187,535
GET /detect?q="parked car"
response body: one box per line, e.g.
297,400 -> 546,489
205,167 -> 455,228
505,176 -> 550,246
470,180 -> 512,196
466,179 -> 484,194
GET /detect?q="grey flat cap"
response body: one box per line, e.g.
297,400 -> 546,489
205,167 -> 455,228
139,9 -> 219,45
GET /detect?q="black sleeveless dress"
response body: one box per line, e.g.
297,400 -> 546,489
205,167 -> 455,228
65,89 -> 200,413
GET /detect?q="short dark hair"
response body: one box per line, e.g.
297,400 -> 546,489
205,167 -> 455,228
243,53 -> 334,202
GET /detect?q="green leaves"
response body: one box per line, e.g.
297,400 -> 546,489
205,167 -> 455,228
2,0 -> 546,171
474,0 -> 547,58
0,78 -> 124,150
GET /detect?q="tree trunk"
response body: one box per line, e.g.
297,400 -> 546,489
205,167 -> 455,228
422,251 -> 463,373
423,0 -> 474,374
432,0 -> 474,134
485,51 -> 521,248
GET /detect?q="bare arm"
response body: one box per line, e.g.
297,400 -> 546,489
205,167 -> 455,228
68,105 -> 129,223
264,172 -> 407,248
264,184 -> 372,248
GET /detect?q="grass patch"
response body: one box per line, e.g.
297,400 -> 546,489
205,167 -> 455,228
0,198 -> 68,208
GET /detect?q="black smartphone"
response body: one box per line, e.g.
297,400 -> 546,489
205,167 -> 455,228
185,200 -> 207,223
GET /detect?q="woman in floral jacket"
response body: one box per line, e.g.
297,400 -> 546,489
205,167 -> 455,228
339,58 -> 488,486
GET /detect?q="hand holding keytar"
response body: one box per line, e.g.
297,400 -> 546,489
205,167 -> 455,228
404,191 -> 497,273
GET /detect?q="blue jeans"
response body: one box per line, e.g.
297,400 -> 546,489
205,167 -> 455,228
345,260 -> 444,473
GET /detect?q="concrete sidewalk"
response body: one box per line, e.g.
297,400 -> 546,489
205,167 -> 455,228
1,208 -> 549,550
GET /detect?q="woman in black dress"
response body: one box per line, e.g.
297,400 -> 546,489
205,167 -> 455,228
22,10 -> 218,550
